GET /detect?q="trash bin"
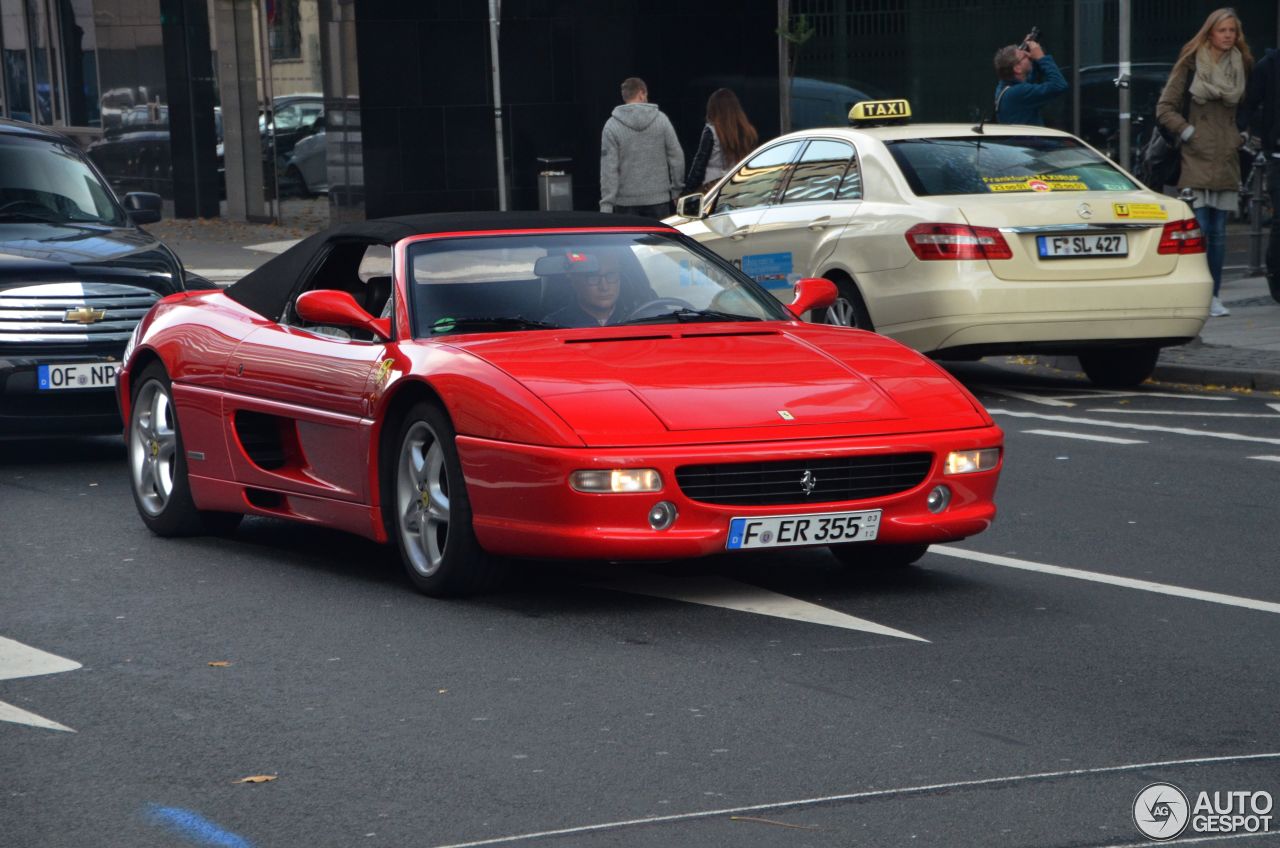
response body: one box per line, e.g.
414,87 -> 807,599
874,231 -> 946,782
537,156 -> 573,211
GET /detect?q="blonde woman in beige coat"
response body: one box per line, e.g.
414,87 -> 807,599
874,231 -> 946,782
1157,8 -> 1254,316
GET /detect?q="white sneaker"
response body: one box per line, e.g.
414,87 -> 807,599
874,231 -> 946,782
1210,296 -> 1230,317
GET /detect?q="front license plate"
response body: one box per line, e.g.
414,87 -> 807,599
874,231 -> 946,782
726,509 -> 881,550
1037,233 -> 1128,258
37,362 -> 121,391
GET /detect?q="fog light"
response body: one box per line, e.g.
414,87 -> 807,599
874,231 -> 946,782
927,484 -> 951,514
570,468 -> 662,493
944,448 -> 1000,475
648,501 -> 678,530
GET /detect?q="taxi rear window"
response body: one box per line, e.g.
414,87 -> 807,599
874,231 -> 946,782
885,136 -> 1138,196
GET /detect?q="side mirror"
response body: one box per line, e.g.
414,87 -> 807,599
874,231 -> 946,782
675,193 -> 705,219
787,277 -> 838,318
123,192 -> 163,225
295,290 -> 390,340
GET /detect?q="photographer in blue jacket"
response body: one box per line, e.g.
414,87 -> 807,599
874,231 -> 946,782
993,34 -> 1068,125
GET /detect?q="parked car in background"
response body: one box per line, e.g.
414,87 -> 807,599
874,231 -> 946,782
0,119 -> 195,436
283,119 -> 327,196
669,98 -> 1212,387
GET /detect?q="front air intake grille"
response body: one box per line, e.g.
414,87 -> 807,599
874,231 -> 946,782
675,453 -> 933,506
0,283 -> 161,345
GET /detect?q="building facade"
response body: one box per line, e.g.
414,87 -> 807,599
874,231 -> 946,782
2,0 -> 1276,227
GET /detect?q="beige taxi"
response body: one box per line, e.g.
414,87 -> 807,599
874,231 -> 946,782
667,100 -> 1212,387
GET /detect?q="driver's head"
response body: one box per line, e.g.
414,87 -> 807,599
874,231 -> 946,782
569,252 -> 622,321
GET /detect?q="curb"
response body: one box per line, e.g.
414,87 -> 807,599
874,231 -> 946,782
1152,362 -> 1280,392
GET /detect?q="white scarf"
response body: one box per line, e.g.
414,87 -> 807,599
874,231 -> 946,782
1190,45 -> 1245,106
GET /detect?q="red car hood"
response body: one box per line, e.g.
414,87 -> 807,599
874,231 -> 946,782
443,326 -> 987,446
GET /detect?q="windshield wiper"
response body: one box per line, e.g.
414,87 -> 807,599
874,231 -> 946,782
615,308 -> 763,326
0,211 -> 60,223
430,315 -> 558,333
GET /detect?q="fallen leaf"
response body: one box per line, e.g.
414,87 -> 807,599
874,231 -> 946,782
207,661 -> 232,667
235,774 -> 277,784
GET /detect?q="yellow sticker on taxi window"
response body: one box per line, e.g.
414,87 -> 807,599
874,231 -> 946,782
1112,202 -> 1168,219
983,175 -> 1087,192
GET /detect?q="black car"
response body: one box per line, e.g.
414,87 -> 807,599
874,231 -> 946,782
0,119 -> 192,435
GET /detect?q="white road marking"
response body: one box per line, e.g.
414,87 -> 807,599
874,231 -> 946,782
1087,408 -> 1280,418
1051,390 -> 1233,402
1023,429 -> 1146,445
0,636 -> 81,732
588,570 -> 928,642
989,408 -> 1280,446
1100,832 -> 1280,847
1269,403 -> 1280,414
979,387 -> 1075,407
934,548 -> 1280,615
1248,455 -> 1280,463
188,268 -> 251,280
0,701 -> 74,733
245,239 -> 299,254
425,752 -> 1280,848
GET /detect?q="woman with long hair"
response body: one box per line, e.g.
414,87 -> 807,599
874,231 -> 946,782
1156,7 -> 1254,316
682,88 -> 758,194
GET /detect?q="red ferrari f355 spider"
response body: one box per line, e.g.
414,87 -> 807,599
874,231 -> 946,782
118,212 -> 1002,596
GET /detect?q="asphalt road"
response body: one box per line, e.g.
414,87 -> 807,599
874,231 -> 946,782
3,362 -> 1279,848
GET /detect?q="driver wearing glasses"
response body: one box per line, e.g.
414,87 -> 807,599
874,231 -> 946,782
545,253 -> 625,327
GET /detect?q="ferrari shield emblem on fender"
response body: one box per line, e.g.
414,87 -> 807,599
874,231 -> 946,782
777,410 -> 795,421
375,358 -> 394,387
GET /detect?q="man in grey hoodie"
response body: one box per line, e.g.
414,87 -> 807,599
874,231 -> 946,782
600,78 -> 685,216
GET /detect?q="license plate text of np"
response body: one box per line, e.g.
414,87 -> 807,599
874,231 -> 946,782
726,509 -> 881,550
1038,233 -> 1128,258
37,362 -> 121,390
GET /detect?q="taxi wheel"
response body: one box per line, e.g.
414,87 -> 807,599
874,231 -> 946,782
128,363 -> 241,537
829,542 -> 929,568
1078,346 -> 1159,388
388,400 -> 502,597
819,279 -> 873,329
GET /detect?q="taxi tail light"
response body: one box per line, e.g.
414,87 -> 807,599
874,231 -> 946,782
905,223 -> 1012,261
1157,219 -> 1206,254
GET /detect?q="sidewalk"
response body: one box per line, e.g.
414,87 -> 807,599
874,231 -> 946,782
144,216 -> 1280,393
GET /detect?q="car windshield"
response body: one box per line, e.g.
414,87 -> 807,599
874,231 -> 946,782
886,135 -> 1139,196
407,232 -> 790,336
0,135 -> 125,225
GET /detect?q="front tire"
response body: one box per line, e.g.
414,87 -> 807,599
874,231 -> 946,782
1078,346 -> 1159,388
388,400 -> 500,597
829,542 -> 929,568
128,363 -> 241,537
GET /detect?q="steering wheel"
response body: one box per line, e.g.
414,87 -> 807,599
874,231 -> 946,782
622,297 -> 696,322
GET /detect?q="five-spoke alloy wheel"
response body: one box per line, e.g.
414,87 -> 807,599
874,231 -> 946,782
390,400 -> 497,596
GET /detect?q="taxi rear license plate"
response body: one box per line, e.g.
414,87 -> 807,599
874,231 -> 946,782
727,509 -> 881,550
1037,233 -> 1128,258
37,362 -> 121,390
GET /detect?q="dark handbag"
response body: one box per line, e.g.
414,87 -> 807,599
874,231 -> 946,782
1136,67 -> 1195,191
1137,127 -> 1182,190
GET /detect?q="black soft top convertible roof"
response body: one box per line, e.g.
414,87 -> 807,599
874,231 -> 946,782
223,211 -> 670,321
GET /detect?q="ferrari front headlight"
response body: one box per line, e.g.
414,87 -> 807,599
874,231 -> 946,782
569,468 -> 663,493
944,448 -> 1001,475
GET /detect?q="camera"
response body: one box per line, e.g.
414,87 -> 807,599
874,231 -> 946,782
1018,26 -> 1042,51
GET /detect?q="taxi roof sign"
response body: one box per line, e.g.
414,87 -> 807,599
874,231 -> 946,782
848,99 -> 911,125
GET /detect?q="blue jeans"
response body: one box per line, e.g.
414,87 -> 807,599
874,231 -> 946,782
1194,205 -> 1228,296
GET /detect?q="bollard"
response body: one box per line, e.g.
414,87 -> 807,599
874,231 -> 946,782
1248,150 -> 1267,275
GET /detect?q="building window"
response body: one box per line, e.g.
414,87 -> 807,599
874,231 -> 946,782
268,0 -> 301,61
